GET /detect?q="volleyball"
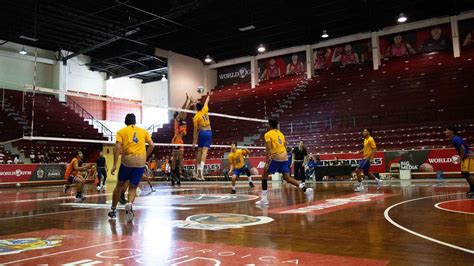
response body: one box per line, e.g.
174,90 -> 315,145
197,85 -> 205,93
16,182 -> 21,188
451,155 -> 461,164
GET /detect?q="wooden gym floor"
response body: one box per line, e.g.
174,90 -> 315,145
0,180 -> 472,265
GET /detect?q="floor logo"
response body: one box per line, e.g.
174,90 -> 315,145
173,213 -> 273,230
268,193 -> 392,215
0,235 -> 65,255
172,194 -> 258,205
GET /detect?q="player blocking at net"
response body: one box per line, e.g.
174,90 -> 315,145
228,143 -> 255,194
171,93 -> 194,186
256,118 -> 313,205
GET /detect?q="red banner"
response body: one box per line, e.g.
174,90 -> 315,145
182,148 -> 461,175
0,164 -> 66,183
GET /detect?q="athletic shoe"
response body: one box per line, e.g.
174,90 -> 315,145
136,187 -> 142,197
151,187 -> 156,192
466,191 -> 474,198
75,193 -> 85,202
304,188 -> 314,202
354,185 -> 365,192
102,185 -> 107,190
108,209 -> 117,219
97,186 -> 101,191
256,197 -> 269,205
63,184 -> 70,193
125,203 -> 134,223
171,180 -> 175,186
375,179 -> 383,190
230,189 -> 236,194
177,181 -> 181,187
119,193 -> 127,205
249,182 -> 255,188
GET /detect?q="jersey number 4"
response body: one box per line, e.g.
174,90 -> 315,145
132,132 -> 139,143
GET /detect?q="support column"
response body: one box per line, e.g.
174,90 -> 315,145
371,31 -> 380,70
250,56 -> 258,88
450,15 -> 460,58
58,55 -> 67,102
305,45 -> 313,79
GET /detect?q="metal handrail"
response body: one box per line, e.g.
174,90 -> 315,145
66,97 -> 113,140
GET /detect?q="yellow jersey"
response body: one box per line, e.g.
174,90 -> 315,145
193,105 -> 211,129
363,136 -> 376,158
228,149 -> 248,169
116,125 -> 151,157
264,129 -> 287,156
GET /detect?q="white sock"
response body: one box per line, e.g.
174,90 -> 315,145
358,182 -> 363,187
262,190 -> 268,196
232,186 -> 236,190
248,177 -> 253,182
298,183 -> 306,189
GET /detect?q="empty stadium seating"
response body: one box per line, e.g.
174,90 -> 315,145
154,50 -> 474,159
0,89 -> 105,162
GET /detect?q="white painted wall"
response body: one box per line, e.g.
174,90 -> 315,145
168,51 -> 207,108
66,55 -> 106,94
105,77 -> 142,100
142,79 -> 169,125
0,42 -> 55,89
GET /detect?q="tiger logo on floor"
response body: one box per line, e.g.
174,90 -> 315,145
0,235 -> 65,255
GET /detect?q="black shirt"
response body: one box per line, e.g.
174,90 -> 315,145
96,156 -> 106,168
292,146 -> 308,161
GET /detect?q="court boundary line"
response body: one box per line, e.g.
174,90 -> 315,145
0,208 -> 91,221
1,240 -> 126,265
434,199 -> 474,215
0,193 -> 113,204
384,193 -> 474,254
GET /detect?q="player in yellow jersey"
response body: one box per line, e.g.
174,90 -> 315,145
63,150 -> 92,202
228,143 -> 255,194
192,92 -> 212,181
353,128 -> 382,192
256,119 -> 313,205
108,113 -> 155,222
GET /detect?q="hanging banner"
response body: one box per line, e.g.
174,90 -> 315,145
217,63 -> 251,86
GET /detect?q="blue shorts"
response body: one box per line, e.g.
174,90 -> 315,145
118,165 -> 145,187
357,159 -> 371,174
267,160 -> 290,174
198,130 -> 212,148
233,166 -> 250,177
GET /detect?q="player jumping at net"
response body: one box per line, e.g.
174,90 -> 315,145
256,118 -> 313,205
192,92 -> 212,181
108,113 -> 155,222
353,128 -> 383,192
63,150 -> 92,202
446,126 -> 474,198
171,93 -> 193,186
228,143 -> 255,194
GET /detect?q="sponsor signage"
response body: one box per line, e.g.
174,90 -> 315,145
217,63 -> 251,86
182,148 -> 462,175
0,164 -> 65,183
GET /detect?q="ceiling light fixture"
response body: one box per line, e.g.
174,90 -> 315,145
321,30 -> 329,38
204,55 -> 212,63
397,13 -> 407,23
19,46 -> 27,55
238,25 -> 256,32
257,44 -> 266,53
